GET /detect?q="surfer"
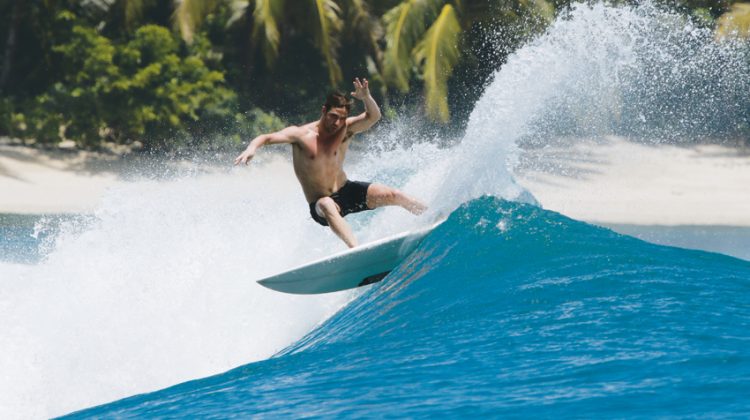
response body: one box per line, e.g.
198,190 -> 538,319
234,77 -> 427,248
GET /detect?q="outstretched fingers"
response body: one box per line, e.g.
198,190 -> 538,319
351,77 -> 369,98
351,78 -> 360,96
234,150 -> 253,166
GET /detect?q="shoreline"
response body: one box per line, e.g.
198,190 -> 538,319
2,137 -> 750,226
0,142 -> 127,214
0,141 -> 230,215
515,137 -> 750,227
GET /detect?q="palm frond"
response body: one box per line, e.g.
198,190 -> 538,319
343,0 -> 384,77
172,0 -> 222,43
312,0 -> 344,87
251,0 -> 284,66
382,0 -> 441,92
716,3 -> 750,40
227,0 -> 250,26
123,0 -> 146,31
413,3 -> 460,122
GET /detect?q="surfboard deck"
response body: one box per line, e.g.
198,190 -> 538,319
257,220 -> 443,295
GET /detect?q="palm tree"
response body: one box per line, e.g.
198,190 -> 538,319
381,0 -> 554,122
77,0 -> 556,123
173,0 -> 360,88
171,0 -> 224,43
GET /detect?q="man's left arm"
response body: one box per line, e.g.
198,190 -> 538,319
347,78 -> 381,135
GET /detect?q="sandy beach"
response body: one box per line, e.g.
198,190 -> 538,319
515,137 -> 750,226
0,140 -> 220,215
0,142 -> 126,214
2,137 -> 750,226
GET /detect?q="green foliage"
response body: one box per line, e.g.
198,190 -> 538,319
111,25 -> 237,150
382,0 -> 440,93
249,0 -> 284,66
414,4 -> 461,122
2,0 -> 745,150
312,0 -> 345,87
26,93 -> 67,144
16,16 -> 238,151
173,0 -> 225,44
381,0 -> 554,123
217,107 -> 288,150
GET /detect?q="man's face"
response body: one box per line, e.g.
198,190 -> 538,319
322,107 -> 348,133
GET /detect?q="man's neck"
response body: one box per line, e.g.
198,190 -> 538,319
317,122 -> 344,142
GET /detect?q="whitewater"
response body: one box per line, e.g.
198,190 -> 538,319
1,3 -> 749,418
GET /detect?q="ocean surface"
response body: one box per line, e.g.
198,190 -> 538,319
3,199 -> 750,418
2,2 -> 749,418
58,197 -> 750,417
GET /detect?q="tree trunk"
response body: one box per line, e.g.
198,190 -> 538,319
0,0 -> 24,96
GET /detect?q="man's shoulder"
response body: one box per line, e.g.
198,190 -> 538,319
278,124 -> 308,141
285,124 -> 315,148
282,124 -> 303,133
289,123 -> 317,136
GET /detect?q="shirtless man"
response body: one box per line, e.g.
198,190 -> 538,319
234,78 -> 427,248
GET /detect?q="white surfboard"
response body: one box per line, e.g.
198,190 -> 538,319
257,220 -> 444,295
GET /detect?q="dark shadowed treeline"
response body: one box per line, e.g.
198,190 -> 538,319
0,0 -> 747,152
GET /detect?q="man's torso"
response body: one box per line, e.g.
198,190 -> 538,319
292,122 -> 353,203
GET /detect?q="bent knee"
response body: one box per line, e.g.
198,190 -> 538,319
315,197 -> 339,216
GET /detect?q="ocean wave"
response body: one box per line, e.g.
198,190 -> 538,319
65,197 -> 750,418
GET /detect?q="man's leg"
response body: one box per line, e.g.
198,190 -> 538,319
316,197 -> 358,248
366,184 -> 427,214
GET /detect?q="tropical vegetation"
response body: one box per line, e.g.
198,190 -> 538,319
0,0 -> 747,151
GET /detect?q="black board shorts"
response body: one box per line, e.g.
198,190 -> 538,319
309,180 -> 372,226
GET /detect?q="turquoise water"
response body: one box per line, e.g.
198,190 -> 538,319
61,197 -> 750,417
0,214 -> 47,264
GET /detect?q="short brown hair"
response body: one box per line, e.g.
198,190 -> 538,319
324,92 -> 352,113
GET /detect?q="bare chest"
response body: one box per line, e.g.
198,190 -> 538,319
294,132 -> 348,170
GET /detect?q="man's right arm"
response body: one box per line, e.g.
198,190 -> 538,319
234,126 -> 300,165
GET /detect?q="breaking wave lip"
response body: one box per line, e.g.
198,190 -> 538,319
61,197 -> 750,418
0,166 -> 363,419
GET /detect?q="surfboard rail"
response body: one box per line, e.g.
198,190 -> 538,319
257,220 -> 443,294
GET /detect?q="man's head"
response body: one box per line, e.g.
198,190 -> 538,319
321,92 -> 352,133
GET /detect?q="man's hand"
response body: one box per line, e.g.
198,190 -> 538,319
351,77 -> 370,100
234,147 -> 256,165
346,77 -> 381,134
